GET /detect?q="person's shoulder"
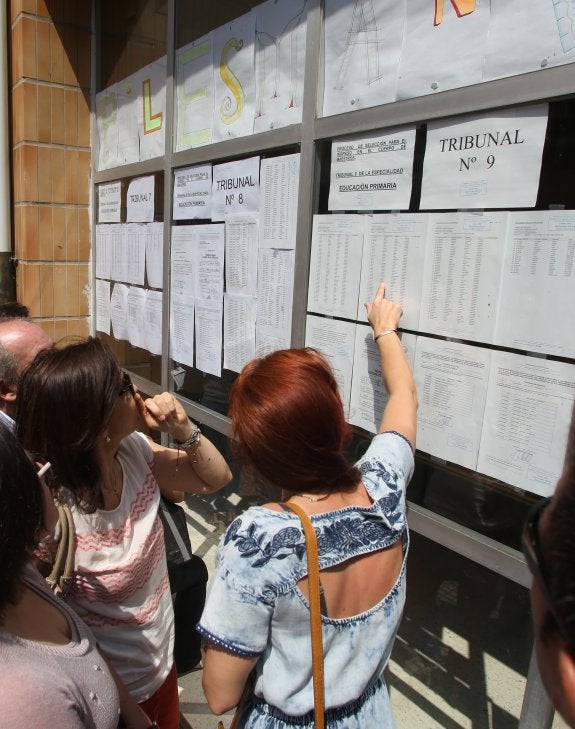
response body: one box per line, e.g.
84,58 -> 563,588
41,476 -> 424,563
357,431 -> 415,493
218,505 -> 305,574
120,430 -> 153,460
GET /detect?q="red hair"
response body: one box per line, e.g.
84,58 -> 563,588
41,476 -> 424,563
228,348 -> 360,494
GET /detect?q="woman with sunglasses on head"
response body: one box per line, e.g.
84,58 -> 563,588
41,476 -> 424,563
198,283 -> 417,729
0,423 -> 121,728
16,337 -> 232,729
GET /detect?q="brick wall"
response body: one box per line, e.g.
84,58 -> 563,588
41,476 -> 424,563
10,0 -> 92,340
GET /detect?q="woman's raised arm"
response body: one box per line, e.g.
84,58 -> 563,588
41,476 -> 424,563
365,282 -> 418,448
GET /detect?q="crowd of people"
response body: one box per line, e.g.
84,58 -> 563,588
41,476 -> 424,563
0,287 -> 573,729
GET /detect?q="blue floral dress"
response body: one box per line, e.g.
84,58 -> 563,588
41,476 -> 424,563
198,432 -> 414,728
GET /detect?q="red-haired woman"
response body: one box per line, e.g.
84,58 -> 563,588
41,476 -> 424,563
198,283 -> 417,729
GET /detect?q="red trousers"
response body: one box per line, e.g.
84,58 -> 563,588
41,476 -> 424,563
139,663 -> 180,729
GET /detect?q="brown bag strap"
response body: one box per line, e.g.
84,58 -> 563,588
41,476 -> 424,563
46,502 -> 75,596
283,501 -> 325,729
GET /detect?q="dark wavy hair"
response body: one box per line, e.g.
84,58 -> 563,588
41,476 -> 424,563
16,337 -> 122,512
0,423 -> 43,619
543,404 -> 575,652
228,348 -> 360,495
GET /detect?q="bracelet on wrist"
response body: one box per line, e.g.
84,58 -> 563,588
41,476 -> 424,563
174,423 -> 201,449
373,329 -> 398,343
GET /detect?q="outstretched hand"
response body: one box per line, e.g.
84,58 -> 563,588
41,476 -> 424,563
364,282 -> 403,335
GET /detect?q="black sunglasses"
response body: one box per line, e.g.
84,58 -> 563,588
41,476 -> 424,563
118,372 -> 135,398
522,497 -> 573,649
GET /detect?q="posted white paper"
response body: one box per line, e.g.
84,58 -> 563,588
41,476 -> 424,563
136,57 -> 167,162
307,215 -> 364,319
212,156 -> 260,221
329,128 -> 416,211
117,74 -> 143,167
170,226 -> 195,298
127,286 -> 146,349
397,0 -> 489,100
98,182 -> 121,223
257,248 -> 294,341
95,224 -> 113,279
173,164 -> 212,220
145,222 -> 164,290
304,315 -> 356,418
254,0 -> 308,133
195,298 -> 223,377
259,154 -> 299,249
170,295 -> 195,368
477,351 -> 575,496
95,85 -> 120,171
323,0 -> 404,116
414,337 -> 491,470
357,213 -> 427,330
213,11 -> 256,143
95,279 -> 111,335
175,33 -> 214,151
225,214 -> 258,294
194,224 -> 225,300
144,289 -> 163,356
484,0 -> 575,81
418,212 -> 507,342
223,293 -> 257,373
127,176 -> 155,223
110,282 -> 129,341
421,105 -> 548,210
110,224 -> 127,283
494,210 -> 575,358
349,325 -> 417,434
123,224 -> 146,286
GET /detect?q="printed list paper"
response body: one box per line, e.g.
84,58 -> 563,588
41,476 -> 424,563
477,352 -> 575,496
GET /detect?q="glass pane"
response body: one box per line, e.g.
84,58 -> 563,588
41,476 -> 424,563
175,0 -> 263,47
99,0 -> 167,90
389,532 -> 533,728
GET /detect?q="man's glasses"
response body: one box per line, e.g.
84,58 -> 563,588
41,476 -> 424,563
118,372 -> 135,398
522,497 -> 574,649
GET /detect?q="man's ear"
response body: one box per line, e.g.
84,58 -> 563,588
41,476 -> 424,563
555,646 -> 575,727
0,380 -> 16,403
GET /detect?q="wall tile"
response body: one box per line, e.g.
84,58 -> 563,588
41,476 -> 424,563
77,2 -> 91,29
11,20 -> 23,84
49,23 -> 64,83
64,88 -> 78,146
11,84 -> 24,144
21,263 -> 41,317
63,25 -> 77,85
36,19 -> 51,82
21,0 -> 37,13
65,207 -> 79,260
36,0 -> 51,19
52,318 -> 68,343
20,145 -> 39,202
67,318 -> 90,338
51,206 -> 65,260
52,263 -> 67,316
51,147 -> 65,203
37,145 -> 51,203
22,82 -> 38,142
78,90 -> 90,147
77,151 -> 90,204
77,29 -> 91,88
65,149 -> 78,204
37,83 -> 51,142
21,17 -> 37,79
51,86 -> 65,144
39,205 -> 55,260
78,208 -> 90,260
20,205 -> 40,259
39,264 -> 54,317
78,264 -> 89,316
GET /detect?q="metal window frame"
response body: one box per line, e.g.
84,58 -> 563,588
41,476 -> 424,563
90,3 -> 573,726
